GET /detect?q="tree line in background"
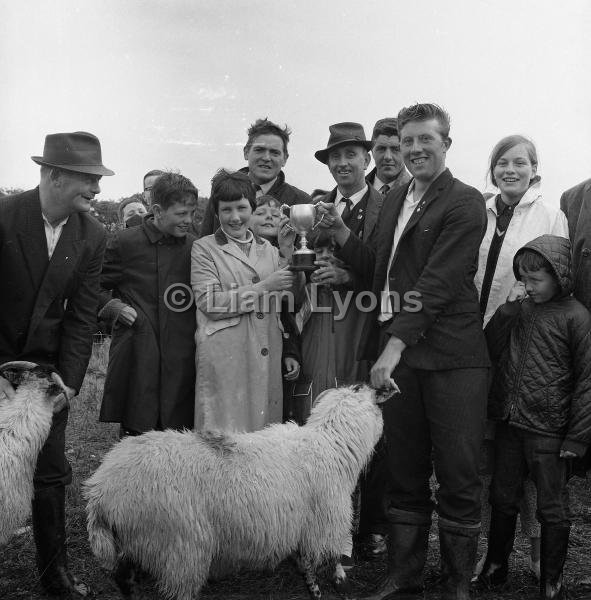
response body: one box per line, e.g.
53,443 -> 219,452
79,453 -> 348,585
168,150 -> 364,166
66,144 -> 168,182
0,187 -> 209,236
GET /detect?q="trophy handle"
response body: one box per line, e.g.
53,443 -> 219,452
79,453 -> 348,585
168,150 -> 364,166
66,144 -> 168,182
280,204 -> 290,218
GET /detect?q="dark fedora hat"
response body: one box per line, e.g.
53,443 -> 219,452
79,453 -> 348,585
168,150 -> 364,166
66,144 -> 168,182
315,122 -> 373,164
31,131 -> 114,176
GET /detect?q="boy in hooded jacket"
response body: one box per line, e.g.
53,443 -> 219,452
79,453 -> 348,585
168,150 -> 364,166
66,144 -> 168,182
478,234 -> 591,600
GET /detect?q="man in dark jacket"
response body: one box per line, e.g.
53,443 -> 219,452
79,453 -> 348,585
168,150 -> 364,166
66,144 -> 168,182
98,172 -> 197,435
200,118 -> 309,235
366,118 -> 411,197
480,235 -> 591,600
560,178 -> 591,309
0,131 -> 112,596
318,104 -> 489,600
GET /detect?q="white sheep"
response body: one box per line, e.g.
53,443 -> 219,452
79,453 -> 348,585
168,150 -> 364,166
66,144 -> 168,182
84,384 -> 388,600
0,361 -> 67,545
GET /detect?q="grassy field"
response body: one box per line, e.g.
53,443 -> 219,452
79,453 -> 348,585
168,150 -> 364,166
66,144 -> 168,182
2,342 -> 591,599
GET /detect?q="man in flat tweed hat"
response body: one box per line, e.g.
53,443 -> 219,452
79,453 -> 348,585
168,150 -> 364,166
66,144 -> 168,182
0,131 -> 113,597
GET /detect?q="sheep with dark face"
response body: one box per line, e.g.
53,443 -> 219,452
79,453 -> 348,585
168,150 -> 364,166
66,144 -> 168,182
0,361 -> 68,546
84,384 -> 389,600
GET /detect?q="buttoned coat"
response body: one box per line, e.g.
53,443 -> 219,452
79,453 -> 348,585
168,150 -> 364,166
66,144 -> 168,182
338,169 -> 490,369
561,178 -> 591,309
191,230 -> 284,432
0,188 -> 106,391
98,217 -> 196,432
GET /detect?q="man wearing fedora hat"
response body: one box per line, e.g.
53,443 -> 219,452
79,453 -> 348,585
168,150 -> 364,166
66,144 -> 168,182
366,118 -> 411,197
0,131 -> 113,597
312,122 -> 384,566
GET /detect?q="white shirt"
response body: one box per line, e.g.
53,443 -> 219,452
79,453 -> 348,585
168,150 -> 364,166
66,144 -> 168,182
379,181 -> 420,322
335,184 -> 368,215
42,213 -> 69,259
372,174 -> 391,194
256,177 -> 278,197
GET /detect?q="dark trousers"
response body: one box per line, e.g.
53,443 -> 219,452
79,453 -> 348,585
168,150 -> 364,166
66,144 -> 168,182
33,407 -> 72,491
382,362 -> 487,526
359,434 -> 389,536
490,423 -> 571,528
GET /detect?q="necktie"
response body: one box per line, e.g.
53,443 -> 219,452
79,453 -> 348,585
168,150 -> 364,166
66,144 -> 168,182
340,198 -> 352,222
253,184 -> 263,198
379,184 -> 390,196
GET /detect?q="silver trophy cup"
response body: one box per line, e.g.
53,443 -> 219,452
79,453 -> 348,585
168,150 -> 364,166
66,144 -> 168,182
281,203 -> 322,271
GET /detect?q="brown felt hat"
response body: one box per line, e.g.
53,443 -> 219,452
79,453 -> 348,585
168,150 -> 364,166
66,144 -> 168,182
314,122 -> 373,164
31,131 -> 114,176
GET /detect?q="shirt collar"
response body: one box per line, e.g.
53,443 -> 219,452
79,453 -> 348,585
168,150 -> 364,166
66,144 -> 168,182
42,213 -> 69,229
143,214 -> 184,245
335,183 -> 369,207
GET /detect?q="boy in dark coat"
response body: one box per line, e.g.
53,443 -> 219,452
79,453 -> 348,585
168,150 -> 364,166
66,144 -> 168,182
98,172 -> 197,435
479,234 -> 591,600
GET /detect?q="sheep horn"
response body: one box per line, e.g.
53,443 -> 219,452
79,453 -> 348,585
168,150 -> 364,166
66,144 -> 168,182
0,361 -> 39,375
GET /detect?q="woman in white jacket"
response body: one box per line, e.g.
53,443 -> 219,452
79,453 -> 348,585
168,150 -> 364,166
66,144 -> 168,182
476,135 -> 568,326
474,135 -> 568,582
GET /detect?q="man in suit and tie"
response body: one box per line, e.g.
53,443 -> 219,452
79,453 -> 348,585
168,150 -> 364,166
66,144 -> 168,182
366,118 -> 411,198
312,123 -> 385,565
200,118 -> 310,236
561,178 -> 591,310
0,131 -> 112,597
318,104 -> 489,600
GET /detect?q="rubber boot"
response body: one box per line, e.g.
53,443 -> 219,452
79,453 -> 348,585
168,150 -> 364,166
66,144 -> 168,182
362,509 -> 430,599
540,525 -> 570,600
476,510 -> 517,588
439,522 -> 480,600
32,486 -> 89,597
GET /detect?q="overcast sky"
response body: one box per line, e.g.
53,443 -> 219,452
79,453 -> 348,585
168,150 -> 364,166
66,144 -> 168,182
1,0 -> 589,206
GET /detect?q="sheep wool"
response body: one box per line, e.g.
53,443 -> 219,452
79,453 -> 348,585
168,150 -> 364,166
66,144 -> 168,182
0,364 -> 65,545
85,384 -> 384,600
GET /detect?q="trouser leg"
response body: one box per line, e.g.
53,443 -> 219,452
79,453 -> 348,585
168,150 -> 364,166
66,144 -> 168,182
479,423 -> 526,585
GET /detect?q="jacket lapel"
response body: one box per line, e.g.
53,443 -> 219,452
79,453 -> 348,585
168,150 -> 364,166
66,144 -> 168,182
399,169 -> 452,240
214,228 -> 261,273
362,186 -> 384,241
25,214 -> 84,350
16,190 -> 49,290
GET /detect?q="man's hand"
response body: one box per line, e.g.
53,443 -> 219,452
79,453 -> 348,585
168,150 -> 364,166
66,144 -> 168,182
370,336 -> 407,390
507,281 -> 527,303
0,375 -> 16,401
310,260 -> 351,286
315,202 -> 351,247
118,305 -> 137,327
283,357 -> 300,381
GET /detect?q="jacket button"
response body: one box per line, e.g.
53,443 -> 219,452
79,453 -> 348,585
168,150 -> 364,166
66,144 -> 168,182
582,248 -> 591,257
252,276 -> 260,283
256,312 -> 264,319
261,347 -> 269,356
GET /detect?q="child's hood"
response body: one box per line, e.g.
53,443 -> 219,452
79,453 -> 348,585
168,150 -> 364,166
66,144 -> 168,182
512,234 -> 573,296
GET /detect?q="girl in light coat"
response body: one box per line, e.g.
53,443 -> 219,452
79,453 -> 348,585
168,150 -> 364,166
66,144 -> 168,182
191,170 -> 298,433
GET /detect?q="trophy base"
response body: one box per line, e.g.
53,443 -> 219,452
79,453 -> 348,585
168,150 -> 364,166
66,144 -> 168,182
290,251 -> 317,272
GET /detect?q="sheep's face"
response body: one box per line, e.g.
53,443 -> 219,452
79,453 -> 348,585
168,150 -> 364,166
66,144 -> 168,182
0,362 -> 67,406
308,385 -> 384,439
